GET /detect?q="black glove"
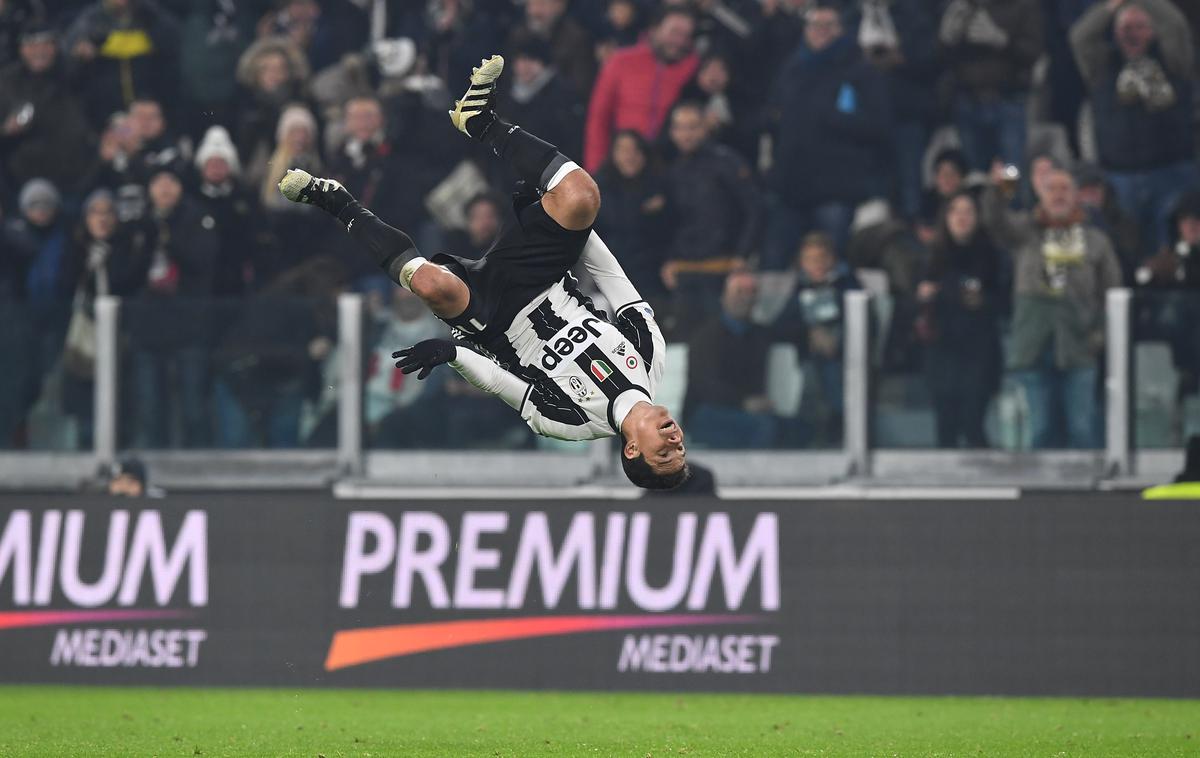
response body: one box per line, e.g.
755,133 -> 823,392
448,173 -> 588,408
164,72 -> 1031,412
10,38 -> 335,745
392,339 -> 458,380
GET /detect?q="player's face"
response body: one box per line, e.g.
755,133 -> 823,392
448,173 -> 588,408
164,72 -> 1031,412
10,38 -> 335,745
630,404 -> 686,474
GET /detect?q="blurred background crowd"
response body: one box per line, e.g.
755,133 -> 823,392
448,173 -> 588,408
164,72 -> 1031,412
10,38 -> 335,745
0,0 -> 1198,453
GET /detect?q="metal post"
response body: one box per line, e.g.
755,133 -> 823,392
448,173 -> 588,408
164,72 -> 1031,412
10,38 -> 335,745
844,290 -> 870,478
337,293 -> 364,477
1105,288 -> 1132,477
93,296 -> 119,468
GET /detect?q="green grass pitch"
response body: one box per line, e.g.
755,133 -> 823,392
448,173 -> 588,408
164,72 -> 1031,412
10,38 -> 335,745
1,686 -> 1197,757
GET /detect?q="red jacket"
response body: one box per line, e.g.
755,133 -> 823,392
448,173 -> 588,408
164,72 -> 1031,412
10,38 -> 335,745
584,44 -> 699,171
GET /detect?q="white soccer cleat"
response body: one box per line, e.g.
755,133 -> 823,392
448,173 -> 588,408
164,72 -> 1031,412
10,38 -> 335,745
449,54 -> 504,138
278,168 -> 350,215
278,168 -> 315,202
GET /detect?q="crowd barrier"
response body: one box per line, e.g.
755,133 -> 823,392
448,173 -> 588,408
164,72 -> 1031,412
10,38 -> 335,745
1,492 -> 1197,696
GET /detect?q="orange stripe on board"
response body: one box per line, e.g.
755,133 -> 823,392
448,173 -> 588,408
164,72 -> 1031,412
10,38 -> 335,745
324,614 -> 756,671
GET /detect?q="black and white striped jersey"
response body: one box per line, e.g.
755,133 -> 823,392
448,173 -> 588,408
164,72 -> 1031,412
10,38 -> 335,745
448,232 -> 666,441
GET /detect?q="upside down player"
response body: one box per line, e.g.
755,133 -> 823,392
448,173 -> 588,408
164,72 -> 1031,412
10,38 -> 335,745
279,55 -> 688,489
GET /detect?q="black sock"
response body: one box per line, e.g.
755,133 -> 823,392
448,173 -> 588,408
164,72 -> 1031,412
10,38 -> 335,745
481,119 -> 571,191
339,202 -> 421,286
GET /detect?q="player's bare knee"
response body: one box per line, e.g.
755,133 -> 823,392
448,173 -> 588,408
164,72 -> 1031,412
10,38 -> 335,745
549,171 -> 600,230
409,266 -> 463,311
410,263 -> 451,304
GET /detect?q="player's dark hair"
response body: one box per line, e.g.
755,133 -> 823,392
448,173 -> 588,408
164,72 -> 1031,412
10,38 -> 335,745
621,441 -> 691,491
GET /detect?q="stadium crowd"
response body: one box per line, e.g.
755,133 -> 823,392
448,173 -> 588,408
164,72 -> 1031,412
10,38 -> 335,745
0,0 -> 1198,451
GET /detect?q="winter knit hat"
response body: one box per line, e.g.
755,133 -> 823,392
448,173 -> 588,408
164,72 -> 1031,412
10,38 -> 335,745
83,187 -> 115,213
194,125 -> 242,176
275,103 -> 317,144
19,178 -> 60,214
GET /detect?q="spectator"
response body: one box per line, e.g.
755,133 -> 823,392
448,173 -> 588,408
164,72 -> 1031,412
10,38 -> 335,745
938,0 -> 1044,173
58,188 -> 150,446
1075,161 -> 1141,279
917,148 -> 970,245
495,33 -> 584,173
1070,0 -> 1197,252
8,177 -> 68,321
258,0 -> 328,69
259,103 -> 321,212
585,5 -> 700,171
859,0 -> 940,222
420,0 -> 504,89
508,0 -> 595,97
0,177 -> 68,447
678,51 -> 756,162
595,0 -> 645,64
233,36 -> 312,190
684,271 -> 777,448
99,456 -> 162,497
1029,152 -> 1064,205
1138,190 -> 1200,289
127,98 -> 190,178
764,2 -> 891,267
443,192 -> 505,260
1135,189 -> 1200,398
915,192 -> 1004,448
593,129 -> 672,309
213,256 -> 345,449
746,0 -> 806,105
780,232 -> 861,443
193,125 -> 264,297
1041,1 -> 1094,157
84,111 -> 148,223
366,287 -> 450,448
661,101 -> 762,336
64,0 -> 179,127
177,0 -> 255,131
982,165 -> 1122,449
0,21 -> 95,198
125,165 -> 218,448
258,104 -> 328,279
673,0 -> 758,62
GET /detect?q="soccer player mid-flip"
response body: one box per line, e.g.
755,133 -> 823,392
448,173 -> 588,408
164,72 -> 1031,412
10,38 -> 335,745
279,55 -> 688,489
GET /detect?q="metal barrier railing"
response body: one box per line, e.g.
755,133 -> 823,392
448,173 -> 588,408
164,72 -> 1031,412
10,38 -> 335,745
0,287 -> 1166,490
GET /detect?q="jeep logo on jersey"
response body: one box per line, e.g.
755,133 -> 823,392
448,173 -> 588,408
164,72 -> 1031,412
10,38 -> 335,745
589,359 -> 614,382
539,317 -> 604,370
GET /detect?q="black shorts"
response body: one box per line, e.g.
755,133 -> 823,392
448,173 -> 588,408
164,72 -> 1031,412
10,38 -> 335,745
432,197 -> 591,344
